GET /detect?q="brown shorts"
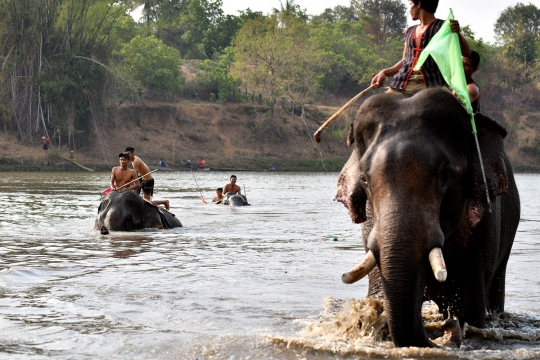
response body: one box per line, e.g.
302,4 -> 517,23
387,71 -> 451,98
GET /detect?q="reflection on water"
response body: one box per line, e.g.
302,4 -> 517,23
0,172 -> 539,359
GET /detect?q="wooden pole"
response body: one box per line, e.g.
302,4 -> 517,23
313,85 -> 374,143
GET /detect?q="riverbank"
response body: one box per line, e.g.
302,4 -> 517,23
1,100 -> 356,172
1,99 -> 539,173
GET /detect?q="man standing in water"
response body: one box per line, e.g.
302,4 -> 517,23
223,175 -> 241,195
110,153 -> 139,192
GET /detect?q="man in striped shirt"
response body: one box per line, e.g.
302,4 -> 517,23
371,0 -> 471,97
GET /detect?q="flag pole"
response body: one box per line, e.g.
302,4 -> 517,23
412,9 -> 491,212
471,119 -> 492,213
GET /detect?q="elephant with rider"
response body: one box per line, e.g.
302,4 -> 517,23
335,88 -> 520,347
95,190 -> 182,233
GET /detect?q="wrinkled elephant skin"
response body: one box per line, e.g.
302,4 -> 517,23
95,191 -> 182,231
335,88 -> 520,348
222,193 -> 249,206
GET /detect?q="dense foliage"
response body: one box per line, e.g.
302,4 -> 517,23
0,0 -> 540,148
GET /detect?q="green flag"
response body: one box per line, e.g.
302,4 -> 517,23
413,9 -> 476,133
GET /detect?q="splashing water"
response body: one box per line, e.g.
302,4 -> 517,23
265,297 -> 540,359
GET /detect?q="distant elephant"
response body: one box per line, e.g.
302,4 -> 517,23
217,193 -> 249,206
334,88 -> 520,348
95,191 -> 182,233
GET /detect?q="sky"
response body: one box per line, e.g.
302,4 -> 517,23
221,0 -> 540,44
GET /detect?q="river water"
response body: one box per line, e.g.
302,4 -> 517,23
0,171 -> 539,359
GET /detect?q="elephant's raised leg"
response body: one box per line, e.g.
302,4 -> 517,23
429,317 -> 462,348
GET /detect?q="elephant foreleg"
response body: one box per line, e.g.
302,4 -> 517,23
488,251 -> 510,315
368,266 -> 383,298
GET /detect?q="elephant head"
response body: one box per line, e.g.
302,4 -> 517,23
95,191 -> 182,232
335,88 -> 519,347
222,193 -> 249,206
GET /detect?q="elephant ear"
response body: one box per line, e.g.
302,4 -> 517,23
347,123 -> 355,147
466,113 -> 509,230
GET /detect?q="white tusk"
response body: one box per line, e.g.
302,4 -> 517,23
342,250 -> 376,284
429,247 -> 447,282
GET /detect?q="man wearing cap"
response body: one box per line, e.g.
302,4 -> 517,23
124,147 -> 154,201
110,153 -> 139,192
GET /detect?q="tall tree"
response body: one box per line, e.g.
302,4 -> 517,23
121,35 -> 183,95
232,15 -> 319,117
0,0 -> 132,145
272,0 -> 307,21
494,2 -> 540,63
156,0 -> 239,59
133,0 -> 161,27
353,0 -> 407,47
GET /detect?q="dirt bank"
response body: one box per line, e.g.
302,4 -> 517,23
1,98 -> 538,173
0,100 -> 359,172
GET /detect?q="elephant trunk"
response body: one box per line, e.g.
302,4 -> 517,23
378,227 -> 433,347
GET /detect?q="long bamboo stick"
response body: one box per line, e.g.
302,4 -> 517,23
313,85 -> 375,143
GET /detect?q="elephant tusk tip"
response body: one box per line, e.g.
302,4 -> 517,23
435,269 -> 447,282
342,272 -> 355,284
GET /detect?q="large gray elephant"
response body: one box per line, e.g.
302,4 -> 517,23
334,88 -> 520,347
216,193 -> 249,206
95,190 -> 182,233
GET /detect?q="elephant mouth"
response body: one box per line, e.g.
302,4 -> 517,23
334,187 -> 365,224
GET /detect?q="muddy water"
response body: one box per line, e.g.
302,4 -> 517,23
0,171 -> 539,359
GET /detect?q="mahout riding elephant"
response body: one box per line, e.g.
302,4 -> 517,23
95,190 -> 182,233
334,88 -> 520,347
217,193 -> 249,206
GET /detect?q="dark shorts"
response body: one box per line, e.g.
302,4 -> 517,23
141,178 -> 154,196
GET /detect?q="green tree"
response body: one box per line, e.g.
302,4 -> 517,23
494,2 -> 540,63
121,35 -> 184,95
133,0 -> 160,27
312,5 -> 359,23
310,17 -> 392,101
272,0 -> 308,21
195,46 -> 243,103
0,0 -> 132,145
232,15 -> 320,116
354,0 -> 407,47
155,0 -> 240,59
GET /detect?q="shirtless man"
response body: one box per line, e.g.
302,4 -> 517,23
124,146 -> 154,201
212,188 -> 224,203
110,153 -> 139,192
463,50 -> 481,113
223,175 -> 241,195
124,147 -> 171,210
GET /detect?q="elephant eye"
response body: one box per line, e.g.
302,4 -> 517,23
360,174 -> 369,188
439,165 -> 456,189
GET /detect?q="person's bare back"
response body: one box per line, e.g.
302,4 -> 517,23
131,156 -> 152,180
